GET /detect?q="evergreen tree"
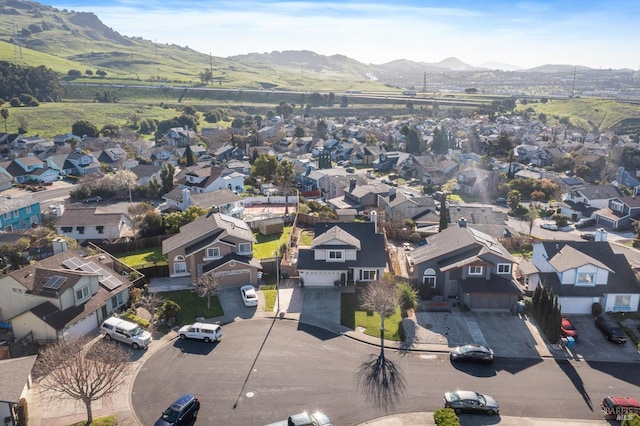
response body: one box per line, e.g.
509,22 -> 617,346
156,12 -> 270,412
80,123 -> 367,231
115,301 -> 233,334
185,144 -> 195,167
438,193 -> 448,232
532,284 -> 542,317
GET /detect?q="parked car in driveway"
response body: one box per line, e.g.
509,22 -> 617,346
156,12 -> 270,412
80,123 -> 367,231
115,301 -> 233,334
443,390 -> 499,415
100,317 -> 152,349
580,233 -> 595,241
241,285 -> 258,307
560,317 -> 579,340
155,393 -> 200,426
85,195 -> 102,203
449,344 -> 494,364
595,315 -> 627,343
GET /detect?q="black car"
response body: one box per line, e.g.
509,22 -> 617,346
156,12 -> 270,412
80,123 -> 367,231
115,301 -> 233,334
443,390 -> 499,416
449,344 -> 494,364
155,393 -> 200,426
595,316 -> 627,344
580,233 -> 595,241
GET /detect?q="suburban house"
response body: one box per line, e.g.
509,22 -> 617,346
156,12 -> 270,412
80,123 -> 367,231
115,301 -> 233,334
296,219 -> 387,287
2,156 -> 59,184
93,147 -> 128,171
447,205 -> 513,240
161,212 -> 261,286
0,355 -> 37,426
592,195 -> 640,231
129,164 -> 163,186
378,188 -> 437,221
562,184 -> 620,209
175,164 -> 245,194
54,208 -> 135,243
519,234 -> 640,314
162,188 -> 244,218
456,167 -> 500,200
411,221 -> 520,310
0,248 -> 132,342
47,150 -> 101,176
0,195 -> 42,232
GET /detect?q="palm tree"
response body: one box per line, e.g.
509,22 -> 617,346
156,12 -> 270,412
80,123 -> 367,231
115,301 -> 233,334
276,159 -> 295,215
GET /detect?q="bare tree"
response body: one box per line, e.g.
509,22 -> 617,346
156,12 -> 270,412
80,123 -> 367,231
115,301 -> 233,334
33,338 -> 129,425
138,292 -> 164,332
525,203 -> 539,236
194,272 -> 221,310
355,276 -> 406,410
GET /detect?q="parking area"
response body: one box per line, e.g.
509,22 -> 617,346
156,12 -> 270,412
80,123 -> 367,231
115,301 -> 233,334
561,315 -> 640,361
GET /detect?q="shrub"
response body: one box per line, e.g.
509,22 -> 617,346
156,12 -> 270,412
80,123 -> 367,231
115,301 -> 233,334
16,397 -> 28,426
433,408 -> 459,426
623,413 -> 640,426
160,300 -> 180,325
120,312 -> 150,329
397,282 -> 418,312
591,302 -> 603,317
409,232 -> 421,244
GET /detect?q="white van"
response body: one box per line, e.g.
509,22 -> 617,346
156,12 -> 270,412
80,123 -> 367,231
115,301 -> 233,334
100,317 -> 152,349
178,322 -> 223,342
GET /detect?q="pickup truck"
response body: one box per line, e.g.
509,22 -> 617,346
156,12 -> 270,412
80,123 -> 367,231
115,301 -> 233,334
178,322 -> 222,342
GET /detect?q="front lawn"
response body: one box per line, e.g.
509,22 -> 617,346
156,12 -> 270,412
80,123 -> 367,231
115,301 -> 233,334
253,226 -> 293,259
340,291 -> 403,341
117,247 -> 167,268
159,290 -> 223,325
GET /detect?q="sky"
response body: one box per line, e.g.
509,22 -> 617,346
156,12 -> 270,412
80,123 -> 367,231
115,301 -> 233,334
48,0 -> 640,70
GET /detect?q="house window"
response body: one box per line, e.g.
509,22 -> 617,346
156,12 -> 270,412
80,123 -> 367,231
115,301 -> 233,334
611,201 -> 624,213
497,264 -> 511,274
613,295 -> 631,311
468,266 -> 483,275
96,226 -> 104,234
206,247 -> 221,258
576,272 -> 595,285
12,210 -> 19,218
19,220 -> 26,229
77,226 -> 85,235
238,243 -> 252,254
2,213 -> 9,220
75,285 -> 90,302
327,250 -> 344,261
61,226 -> 72,233
26,205 -> 31,214
111,292 -> 124,309
4,225 -> 12,232
173,255 -> 187,274
361,270 -> 377,281
423,268 -> 436,288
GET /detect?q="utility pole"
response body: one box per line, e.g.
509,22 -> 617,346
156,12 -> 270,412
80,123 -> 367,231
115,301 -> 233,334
275,252 -> 280,313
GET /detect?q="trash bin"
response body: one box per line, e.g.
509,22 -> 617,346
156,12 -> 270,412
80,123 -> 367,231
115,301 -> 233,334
566,336 -> 575,349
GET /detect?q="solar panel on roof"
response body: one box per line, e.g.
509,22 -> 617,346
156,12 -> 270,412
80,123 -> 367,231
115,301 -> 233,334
43,275 -> 66,290
80,261 -> 102,273
63,257 -> 85,270
100,275 -> 121,291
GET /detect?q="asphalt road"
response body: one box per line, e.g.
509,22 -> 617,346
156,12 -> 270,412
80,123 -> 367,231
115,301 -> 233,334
132,319 -> 640,426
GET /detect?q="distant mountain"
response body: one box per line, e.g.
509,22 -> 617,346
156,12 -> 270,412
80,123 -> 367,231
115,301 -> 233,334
525,64 -> 592,73
477,61 -> 522,71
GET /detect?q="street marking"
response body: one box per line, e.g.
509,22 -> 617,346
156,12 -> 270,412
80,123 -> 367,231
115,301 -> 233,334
418,354 -> 438,360
246,392 -> 255,398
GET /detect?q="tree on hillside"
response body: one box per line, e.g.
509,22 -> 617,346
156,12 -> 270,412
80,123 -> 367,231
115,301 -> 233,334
252,154 -> 278,182
1,108 -> 8,133
33,338 -> 129,425
72,120 -> 99,138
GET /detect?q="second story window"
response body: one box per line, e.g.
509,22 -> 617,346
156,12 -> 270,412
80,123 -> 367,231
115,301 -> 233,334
327,250 -> 344,261
238,243 -> 251,254
12,210 -> 19,218
61,226 -> 72,233
497,264 -> 511,274
206,247 -> 220,258
75,285 -> 90,302
96,226 -> 104,234
468,265 -> 483,275
77,226 -> 85,235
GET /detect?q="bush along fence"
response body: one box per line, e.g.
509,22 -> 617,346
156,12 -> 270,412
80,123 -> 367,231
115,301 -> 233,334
529,285 -> 562,344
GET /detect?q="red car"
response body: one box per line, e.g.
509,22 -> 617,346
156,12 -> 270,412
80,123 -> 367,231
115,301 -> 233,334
561,317 -> 579,340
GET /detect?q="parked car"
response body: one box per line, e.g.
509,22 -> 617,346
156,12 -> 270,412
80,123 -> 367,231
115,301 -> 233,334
449,344 -> 494,364
560,317 -> 579,340
178,322 -> 222,342
595,315 -> 627,343
494,197 -> 507,205
443,390 -> 499,415
601,396 -> 640,420
540,222 -> 559,231
84,195 -> 102,203
100,317 -> 152,349
580,233 -> 595,241
265,411 -> 332,426
241,285 -> 258,307
575,217 -> 596,229
154,393 -> 200,426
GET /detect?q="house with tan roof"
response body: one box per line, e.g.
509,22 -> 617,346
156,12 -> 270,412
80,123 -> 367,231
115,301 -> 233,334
54,207 -> 134,243
161,212 -> 260,286
175,164 -> 245,194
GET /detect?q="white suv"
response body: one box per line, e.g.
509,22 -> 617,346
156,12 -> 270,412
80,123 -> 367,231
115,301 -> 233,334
100,317 -> 152,349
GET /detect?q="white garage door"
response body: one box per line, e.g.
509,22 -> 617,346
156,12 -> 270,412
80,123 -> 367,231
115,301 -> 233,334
63,311 -> 98,340
559,297 -> 593,314
301,271 -> 342,287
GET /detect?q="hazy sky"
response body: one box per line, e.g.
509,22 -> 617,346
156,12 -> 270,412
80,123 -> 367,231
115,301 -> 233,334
49,0 -> 640,70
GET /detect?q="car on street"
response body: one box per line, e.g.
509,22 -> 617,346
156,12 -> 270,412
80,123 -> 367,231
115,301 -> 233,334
560,317 -> 579,340
575,217 -> 596,229
540,222 -> 559,231
580,233 -> 595,241
155,393 -> 200,426
595,315 -> 627,343
265,411 -> 332,426
84,195 -> 101,203
178,322 -> 222,342
449,344 -> 494,364
240,285 -> 258,307
601,396 -> 640,420
443,390 -> 499,415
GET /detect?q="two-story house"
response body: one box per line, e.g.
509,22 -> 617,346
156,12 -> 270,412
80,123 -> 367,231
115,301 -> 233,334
0,195 -> 41,231
54,208 -> 134,243
47,150 -> 101,176
378,188 -> 437,221
162,188 -> 244,218
520,235 -> 640,314
592,196 -> 640,231
93,147 -> 128,171
296,219 -> 387,287
0,248 -> 132,342
562,184 -> 620,209
161,212 -> 260,285
175,165 -> 245,194
2,156 -> 59,184
411,221 -> 520,310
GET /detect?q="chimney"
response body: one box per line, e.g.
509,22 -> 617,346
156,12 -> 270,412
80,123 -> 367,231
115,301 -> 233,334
458,218 -> 467,228
595,228 -> 607,242
370,211 -> 378,233
389,187 -> 396,200
349,179 -> 356,193
52,238 -> 68,254
181,189 -> 191,211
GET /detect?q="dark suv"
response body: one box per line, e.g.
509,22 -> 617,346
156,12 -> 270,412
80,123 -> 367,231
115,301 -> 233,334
595,316 -> 627,343
155,393 -> 200,426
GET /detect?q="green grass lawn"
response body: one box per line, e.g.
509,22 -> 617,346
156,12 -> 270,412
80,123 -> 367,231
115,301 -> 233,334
253,226 -> 293,259
69,416 -> 117,426
117,248 -> 167,268
340,291 -> 403,341
159,290 -> 223,325
262,288 -> 277,312
298,230 -> 314,246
